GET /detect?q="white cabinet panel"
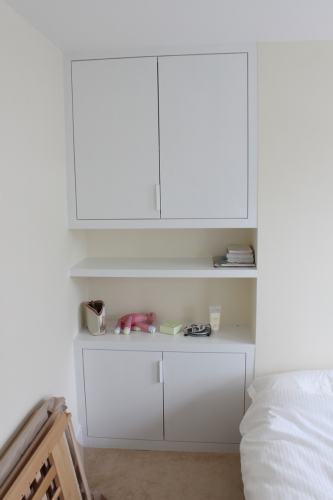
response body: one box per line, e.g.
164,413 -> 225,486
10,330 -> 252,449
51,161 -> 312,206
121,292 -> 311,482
83,349 -> 163,440
159,53 -> 248,219
72,57 -> 160,219
163,352 -> 245,443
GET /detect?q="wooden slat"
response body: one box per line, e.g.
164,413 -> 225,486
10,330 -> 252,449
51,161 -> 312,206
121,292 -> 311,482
67,417 -> 92,500
51,434 -> 81,499
0,412 -> 58,498
31,464 -> 57,500
3,413 -> 69,500
52,485 -> 62,498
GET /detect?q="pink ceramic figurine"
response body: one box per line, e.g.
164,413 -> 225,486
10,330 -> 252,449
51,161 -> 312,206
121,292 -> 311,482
114,312 -> 156,335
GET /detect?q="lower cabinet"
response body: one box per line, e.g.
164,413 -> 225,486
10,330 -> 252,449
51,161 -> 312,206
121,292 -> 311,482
81,347 -> 247,447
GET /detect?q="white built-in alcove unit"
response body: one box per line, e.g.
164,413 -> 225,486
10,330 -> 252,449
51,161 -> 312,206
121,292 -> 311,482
67,45 -> 258,451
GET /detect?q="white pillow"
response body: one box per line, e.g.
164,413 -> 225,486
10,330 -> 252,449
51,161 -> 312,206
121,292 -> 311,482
248,369 -> 333,401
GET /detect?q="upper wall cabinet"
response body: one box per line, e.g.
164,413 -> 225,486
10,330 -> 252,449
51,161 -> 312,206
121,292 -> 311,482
66,47 -> 257,228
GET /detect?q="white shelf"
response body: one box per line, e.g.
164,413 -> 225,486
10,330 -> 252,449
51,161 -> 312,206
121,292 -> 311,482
75,325 -> 255,352
70,257 -> 257,279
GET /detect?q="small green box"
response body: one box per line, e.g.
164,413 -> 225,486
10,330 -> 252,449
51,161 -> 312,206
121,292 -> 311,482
160,321 -> 183,335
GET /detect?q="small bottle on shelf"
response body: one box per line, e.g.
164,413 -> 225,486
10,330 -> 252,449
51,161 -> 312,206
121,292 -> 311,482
209,305 -> 221,332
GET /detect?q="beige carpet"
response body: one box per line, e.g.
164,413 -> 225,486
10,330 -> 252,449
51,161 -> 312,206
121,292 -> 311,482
84,448 -> 245,500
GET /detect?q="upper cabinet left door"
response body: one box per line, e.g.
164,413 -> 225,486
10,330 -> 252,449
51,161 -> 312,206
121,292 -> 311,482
71,58 -> 160,220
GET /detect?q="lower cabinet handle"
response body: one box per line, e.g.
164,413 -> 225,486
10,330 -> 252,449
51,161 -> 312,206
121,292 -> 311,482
158,360 -> 164,383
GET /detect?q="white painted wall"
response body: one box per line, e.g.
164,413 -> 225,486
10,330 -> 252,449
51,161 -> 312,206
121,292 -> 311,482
86,229 -> 255,259
256,42 -> 333,374
0,1 -> 86,449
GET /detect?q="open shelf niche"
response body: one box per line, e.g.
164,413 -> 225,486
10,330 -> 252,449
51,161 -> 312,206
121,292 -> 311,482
71,228 -> 257,341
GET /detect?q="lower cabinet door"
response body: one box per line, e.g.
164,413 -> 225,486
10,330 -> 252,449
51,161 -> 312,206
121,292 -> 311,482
163,352 -> 245,443
83,349 -> 164,440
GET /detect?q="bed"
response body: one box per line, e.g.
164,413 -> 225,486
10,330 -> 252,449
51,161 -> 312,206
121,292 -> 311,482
240,370 -> 333,500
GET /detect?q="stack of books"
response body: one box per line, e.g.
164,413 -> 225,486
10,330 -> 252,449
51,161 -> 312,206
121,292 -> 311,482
213,245 -> 255,268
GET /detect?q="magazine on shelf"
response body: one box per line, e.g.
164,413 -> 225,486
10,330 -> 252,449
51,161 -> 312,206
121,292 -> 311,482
213,256 -> 256,268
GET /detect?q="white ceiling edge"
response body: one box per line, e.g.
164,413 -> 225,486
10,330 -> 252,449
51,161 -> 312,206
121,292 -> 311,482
5,0 -> 333,54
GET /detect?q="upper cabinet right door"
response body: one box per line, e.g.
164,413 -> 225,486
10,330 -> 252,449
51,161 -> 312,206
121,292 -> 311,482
158,53 -> 248,220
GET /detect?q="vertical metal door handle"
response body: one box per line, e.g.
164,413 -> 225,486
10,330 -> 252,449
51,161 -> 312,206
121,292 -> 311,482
155,184 -> 161,212
158,360 -> 164,383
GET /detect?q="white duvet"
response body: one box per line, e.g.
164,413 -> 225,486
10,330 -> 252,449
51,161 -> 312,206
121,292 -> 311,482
240,370 -> 333,500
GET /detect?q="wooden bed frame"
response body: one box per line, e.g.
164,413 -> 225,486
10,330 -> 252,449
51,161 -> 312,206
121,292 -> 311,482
3,412 -> 82,500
